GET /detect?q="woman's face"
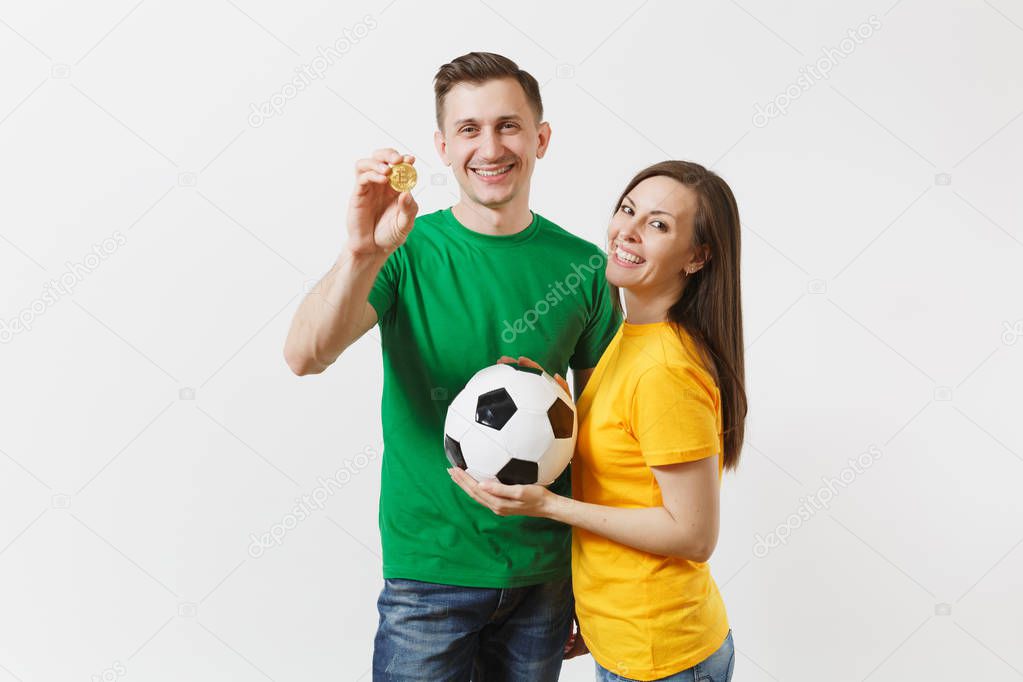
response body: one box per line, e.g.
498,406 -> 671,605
606,175 -> 702,292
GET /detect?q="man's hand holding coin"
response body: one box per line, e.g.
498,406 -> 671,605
346,148 -> 419,257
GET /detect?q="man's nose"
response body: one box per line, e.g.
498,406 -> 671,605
479,129 -> 502,159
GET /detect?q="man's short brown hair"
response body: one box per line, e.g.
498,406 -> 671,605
433,52 -> 543,130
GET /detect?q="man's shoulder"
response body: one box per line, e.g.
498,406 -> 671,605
533,212 -> 606,259
410,207 -> 449,232
398,208 -> 449,254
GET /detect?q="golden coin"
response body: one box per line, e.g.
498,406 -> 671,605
388,162 -> 417,192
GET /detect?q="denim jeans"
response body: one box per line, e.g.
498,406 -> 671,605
594,629 -> 735,682
372,576 -> 574,681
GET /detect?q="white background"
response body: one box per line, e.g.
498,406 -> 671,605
1,0 -> 1022,680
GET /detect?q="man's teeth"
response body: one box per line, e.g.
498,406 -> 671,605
615,246 -> 644,264
471,165 -> 513,177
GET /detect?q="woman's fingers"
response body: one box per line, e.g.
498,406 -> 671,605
448,469 -> 489,507
564,636 -> 589,659
448,469 -> 514,514
478,478 -> 520,500
494,356 -> 568,394
513,356 -> 569,393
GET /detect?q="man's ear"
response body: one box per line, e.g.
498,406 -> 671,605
434,130 -> 450,166
536,121 -> 551,159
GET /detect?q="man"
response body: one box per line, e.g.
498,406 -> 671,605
284,52 -> 621,681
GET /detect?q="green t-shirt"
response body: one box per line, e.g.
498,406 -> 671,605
367,207 -> 622,588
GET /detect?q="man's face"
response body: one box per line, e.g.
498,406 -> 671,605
435,78 -> 550,210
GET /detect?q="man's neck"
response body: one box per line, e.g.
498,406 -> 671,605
451,195 -> 533,236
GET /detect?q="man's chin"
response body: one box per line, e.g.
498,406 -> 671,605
476,192 -> 516,209
461,185 -> 518,210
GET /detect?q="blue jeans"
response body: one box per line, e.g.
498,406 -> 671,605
372,576 -> 574,681
595,630 -> 735,682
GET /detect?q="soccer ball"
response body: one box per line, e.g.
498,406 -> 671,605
444,363 -> 577,486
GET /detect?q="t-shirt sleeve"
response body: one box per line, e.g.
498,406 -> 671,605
569,255 -> 623,369
366,247 -> 405,326
628,363 -> 720,467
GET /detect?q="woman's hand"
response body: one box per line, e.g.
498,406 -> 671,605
563,615 -> 589,659
496,355 -> 570,395
447,467 -> 558,518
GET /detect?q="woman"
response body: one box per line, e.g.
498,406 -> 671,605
449,160 -> 747,682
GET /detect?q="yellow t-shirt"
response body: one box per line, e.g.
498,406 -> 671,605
571,320 -> 729,680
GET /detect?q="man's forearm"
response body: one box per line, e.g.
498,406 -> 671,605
284,248 -> 388,375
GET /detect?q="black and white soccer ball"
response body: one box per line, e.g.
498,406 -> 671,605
444,363 -> 577,486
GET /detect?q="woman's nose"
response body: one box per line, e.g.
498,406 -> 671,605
617,220 -> 640,243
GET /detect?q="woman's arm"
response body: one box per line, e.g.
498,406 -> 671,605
448,453 -> 721,562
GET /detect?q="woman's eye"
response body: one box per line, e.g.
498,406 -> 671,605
651,221 -> 667,230
620,205 -> 634,215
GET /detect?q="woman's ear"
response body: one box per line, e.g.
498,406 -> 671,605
692,244 -> 712,271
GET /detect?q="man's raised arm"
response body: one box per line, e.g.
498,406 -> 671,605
284,148 -> 418,375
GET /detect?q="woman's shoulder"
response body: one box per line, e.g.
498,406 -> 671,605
633,325 -> 719,391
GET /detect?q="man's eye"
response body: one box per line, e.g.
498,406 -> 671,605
460,126 -> 478,134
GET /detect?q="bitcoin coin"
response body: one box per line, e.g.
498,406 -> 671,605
388,162 -> 417,192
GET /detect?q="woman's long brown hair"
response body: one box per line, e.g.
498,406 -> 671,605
610,161 -> 747,471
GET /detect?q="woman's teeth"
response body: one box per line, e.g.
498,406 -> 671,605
471,164 -> 513,177
615,244 -> 644,264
